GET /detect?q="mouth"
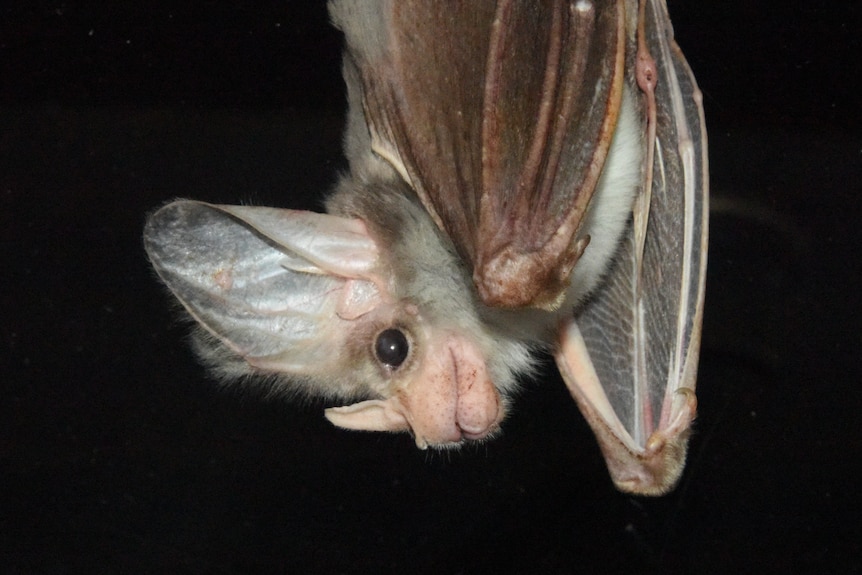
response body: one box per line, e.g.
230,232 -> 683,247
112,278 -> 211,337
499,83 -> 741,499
412,421 -> 502,450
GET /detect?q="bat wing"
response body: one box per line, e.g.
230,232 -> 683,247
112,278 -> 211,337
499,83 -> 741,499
145,2 -> 706,489
556,0 -> 708,495
331,0 -> 627,309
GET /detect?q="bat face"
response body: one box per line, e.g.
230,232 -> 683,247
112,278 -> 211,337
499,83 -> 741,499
145,0 -> 708,495
144,181 -> 536,449
320,180 -> 514,447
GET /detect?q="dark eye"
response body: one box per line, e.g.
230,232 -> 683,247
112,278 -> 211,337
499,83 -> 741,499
374,328 -> 409,368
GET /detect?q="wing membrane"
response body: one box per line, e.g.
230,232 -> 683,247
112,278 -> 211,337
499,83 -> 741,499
556,0 -> 708,495
332,0 -> 626,308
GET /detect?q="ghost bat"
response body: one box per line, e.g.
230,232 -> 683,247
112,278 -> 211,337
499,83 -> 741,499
144,0 -> 707,495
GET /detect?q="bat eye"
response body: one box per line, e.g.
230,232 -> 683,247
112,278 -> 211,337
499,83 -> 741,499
375,328 -> 409,368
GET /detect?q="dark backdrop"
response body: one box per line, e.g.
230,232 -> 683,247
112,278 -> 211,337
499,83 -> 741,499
2,2 -> 860,573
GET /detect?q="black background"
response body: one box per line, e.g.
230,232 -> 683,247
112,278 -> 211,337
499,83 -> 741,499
2,2 -> 860,573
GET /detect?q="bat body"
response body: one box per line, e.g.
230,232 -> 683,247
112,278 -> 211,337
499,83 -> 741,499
145,0 -> 707,495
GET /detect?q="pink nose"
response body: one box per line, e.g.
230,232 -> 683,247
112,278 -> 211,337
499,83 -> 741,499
402,335 -> 503,448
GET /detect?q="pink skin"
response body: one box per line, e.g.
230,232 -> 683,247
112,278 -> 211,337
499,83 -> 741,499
399,334 -> 501,446
324,334 -> 502,448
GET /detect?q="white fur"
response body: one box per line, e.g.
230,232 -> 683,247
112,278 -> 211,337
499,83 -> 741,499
483,87 -> 644,347
566,86 -> 643,305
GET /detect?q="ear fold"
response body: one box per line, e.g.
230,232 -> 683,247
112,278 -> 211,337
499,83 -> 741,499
143,200 -> 383,375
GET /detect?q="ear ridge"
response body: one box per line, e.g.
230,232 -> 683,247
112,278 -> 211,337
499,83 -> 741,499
144,200 -> 385,379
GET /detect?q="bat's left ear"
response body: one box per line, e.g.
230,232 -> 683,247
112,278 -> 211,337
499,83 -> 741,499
143,200 -> 385,374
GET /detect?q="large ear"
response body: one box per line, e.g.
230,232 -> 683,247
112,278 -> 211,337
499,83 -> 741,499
555,0 -> 708,496
143,200 -> 384,377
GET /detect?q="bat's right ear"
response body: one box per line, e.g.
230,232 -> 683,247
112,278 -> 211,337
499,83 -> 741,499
143,200 -> 383,374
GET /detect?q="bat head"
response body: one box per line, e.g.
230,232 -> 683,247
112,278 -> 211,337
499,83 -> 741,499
322,178 -> 539,447
144,180 -> 535,449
